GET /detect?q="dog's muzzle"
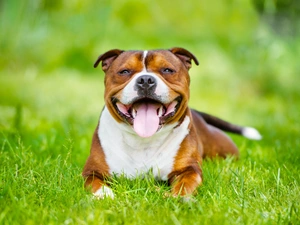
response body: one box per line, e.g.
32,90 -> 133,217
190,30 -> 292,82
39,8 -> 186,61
112,95 -> 182,138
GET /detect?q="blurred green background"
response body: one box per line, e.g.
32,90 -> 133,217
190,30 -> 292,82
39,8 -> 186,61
1,1 -> 300,224
1,0 -> 300,162
1,0 -> 299,74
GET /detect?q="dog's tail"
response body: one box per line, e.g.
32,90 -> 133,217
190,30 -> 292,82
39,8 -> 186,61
194,110 -> 262,140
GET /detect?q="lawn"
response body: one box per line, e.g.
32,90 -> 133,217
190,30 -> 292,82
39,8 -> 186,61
1,1 -> 299,225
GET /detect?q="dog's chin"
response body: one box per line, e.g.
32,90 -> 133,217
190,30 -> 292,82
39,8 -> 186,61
111,96 -> 182,138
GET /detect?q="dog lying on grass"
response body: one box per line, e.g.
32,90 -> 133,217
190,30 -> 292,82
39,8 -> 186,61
82,47 -> 261,199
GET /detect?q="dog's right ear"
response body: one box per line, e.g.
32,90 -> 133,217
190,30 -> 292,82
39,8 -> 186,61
94,49 -> 124,71
169,47 -> 199,70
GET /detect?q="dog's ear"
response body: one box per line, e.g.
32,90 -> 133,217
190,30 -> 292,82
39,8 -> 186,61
94,49 -> 124,71
169,47 -> 199,70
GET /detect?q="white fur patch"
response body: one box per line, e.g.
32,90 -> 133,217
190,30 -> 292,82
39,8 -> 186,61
142,50 -> 148,67
242,127 -> 262,140
98,107 -> 190,180
93,186 -> 115,199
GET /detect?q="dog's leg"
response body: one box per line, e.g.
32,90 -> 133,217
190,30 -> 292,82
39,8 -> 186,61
168,134 -> 203,197
168,164 -> 202,197
82,127 -> 114,199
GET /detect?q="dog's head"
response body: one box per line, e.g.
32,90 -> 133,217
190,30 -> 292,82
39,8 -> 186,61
94,47 -> 199,138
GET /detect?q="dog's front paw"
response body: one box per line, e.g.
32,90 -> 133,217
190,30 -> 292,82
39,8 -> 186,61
93,186 -> 115,199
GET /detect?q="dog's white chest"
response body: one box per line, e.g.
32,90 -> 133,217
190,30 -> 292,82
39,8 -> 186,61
98,107 -> 190,180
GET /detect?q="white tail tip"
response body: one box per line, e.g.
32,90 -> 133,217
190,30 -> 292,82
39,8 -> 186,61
242,127 -> 262,140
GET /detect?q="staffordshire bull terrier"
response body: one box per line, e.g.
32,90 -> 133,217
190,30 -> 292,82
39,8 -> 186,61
82,47 -> 261,199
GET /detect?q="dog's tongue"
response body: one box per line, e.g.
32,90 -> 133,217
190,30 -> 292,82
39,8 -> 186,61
133,102 -> 160,138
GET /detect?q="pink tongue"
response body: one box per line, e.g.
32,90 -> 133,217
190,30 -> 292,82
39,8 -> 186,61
133,103 -> 160,138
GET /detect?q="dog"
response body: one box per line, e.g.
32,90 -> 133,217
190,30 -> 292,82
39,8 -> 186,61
82,47 -> 261,199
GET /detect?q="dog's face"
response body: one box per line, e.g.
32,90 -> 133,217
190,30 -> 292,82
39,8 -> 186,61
94,48 -> 199,137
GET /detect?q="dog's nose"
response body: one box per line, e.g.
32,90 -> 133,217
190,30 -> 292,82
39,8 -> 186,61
135,75 -> 156,91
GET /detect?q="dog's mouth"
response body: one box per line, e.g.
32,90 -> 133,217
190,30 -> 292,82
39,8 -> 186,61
112,96 -> 182,138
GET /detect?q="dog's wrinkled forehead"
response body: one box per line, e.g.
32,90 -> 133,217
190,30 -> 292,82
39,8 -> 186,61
107,50 -> 184,73
145,51 -> 184,70
115,51 -> 144,64
94,47 -> 199,73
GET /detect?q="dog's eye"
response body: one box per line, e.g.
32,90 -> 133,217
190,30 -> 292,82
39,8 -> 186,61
162,68 -> 174,74
118,69 -> 131,75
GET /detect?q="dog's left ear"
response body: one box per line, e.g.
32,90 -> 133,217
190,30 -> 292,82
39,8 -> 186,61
169,47 -> 199,70
94,49 -> 124,72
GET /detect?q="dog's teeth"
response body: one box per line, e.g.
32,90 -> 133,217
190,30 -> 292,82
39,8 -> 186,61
132,108 -> 137,118
158,105 -> 164,117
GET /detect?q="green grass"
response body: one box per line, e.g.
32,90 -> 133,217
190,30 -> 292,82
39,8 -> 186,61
1,0 -> 300,224
1,71 -> 299,225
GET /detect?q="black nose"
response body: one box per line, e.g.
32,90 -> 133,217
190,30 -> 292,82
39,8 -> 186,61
135,75 -> 157,91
